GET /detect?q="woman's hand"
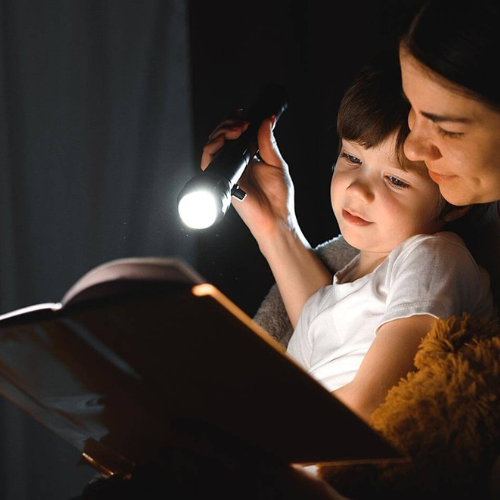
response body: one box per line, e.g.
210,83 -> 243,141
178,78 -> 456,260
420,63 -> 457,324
201,113 -> 296,246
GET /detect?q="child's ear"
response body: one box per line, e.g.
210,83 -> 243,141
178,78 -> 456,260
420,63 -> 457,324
443,205 -> 472,223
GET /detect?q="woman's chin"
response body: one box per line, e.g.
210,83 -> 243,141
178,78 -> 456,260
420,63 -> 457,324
437,177 -> 500,206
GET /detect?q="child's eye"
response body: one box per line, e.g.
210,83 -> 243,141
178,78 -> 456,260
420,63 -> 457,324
340,152 -> 362,165
387,176 -> 409,189
438,127 -> 463,139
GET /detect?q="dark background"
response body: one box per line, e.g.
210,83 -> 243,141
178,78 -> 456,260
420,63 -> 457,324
0,1 -> 419,498
190,0 -> 417,315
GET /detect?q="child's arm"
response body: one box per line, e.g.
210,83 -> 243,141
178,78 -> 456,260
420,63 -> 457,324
333,314 -> 436,423
257,224 -> 333,327
202,116 -> 332,327
333,233 -> 494,424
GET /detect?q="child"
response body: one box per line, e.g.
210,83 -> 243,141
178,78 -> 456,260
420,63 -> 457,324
285,56 -> 495,419
204,52 -> 495,423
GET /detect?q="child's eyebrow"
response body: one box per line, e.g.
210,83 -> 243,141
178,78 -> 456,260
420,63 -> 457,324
394,163 -> 412,174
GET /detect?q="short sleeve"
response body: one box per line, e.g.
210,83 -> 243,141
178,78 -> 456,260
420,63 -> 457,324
286,287 -> 331,370
379,233 -> 493,329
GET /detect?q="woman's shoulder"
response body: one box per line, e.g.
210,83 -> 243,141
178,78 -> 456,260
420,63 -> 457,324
446,201 -> 500,242
473,201 -> 500,227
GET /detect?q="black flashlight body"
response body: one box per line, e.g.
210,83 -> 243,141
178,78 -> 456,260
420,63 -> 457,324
178,84 -> 288,228
206,83 -> 289,194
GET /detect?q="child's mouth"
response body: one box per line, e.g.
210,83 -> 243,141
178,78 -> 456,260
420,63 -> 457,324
342,209 -> 371,226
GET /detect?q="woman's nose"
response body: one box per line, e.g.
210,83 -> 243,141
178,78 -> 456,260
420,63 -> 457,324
404,115 -> 442,162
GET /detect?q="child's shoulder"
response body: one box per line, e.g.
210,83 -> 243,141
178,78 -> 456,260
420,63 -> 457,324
389,231 -> 473,267
399,231 -> 466,253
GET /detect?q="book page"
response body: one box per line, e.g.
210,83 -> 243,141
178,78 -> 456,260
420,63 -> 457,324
61,257 -> 206,307
0,302 -> 62,322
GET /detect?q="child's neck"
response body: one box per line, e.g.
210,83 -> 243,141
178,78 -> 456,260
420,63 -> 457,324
349,251 -> 389,282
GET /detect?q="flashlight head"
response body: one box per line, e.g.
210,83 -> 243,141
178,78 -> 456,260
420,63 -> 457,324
177,173 -> 232,229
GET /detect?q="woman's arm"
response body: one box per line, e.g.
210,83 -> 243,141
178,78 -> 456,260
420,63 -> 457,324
333,315 -> 436,423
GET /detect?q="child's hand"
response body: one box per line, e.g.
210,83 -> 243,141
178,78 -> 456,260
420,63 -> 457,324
200,113 -> 296,245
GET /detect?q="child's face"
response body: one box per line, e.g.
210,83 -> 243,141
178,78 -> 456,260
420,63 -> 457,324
331,137 -> 444,256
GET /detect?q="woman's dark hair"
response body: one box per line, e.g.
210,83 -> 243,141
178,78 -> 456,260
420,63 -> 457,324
336,50 -> 454,220
401,0 -> 500,112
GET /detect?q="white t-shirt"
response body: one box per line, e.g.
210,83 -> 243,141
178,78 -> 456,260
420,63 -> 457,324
286,232 -> 495,393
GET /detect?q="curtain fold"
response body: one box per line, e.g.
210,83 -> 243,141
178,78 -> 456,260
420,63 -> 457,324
0,1 -> 194,498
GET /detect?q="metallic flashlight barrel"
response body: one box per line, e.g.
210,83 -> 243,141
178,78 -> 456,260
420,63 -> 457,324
178,84 -> 288,228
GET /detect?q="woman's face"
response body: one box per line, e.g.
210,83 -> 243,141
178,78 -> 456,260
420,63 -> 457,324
399,46 -> 500,205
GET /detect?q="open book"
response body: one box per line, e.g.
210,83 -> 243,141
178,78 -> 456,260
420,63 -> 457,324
0,257 -> 407,477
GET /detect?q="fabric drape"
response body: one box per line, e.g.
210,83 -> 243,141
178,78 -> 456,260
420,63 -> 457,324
0,1 -> 194,498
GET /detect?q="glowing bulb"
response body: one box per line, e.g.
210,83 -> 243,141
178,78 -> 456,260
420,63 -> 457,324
178,190 -> 219,229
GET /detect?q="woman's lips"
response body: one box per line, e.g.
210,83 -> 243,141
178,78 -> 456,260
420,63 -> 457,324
342,209 -> 371,226
428,170 -> 457,184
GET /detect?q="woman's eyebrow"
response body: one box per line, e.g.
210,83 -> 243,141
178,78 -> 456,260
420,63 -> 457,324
400,89 -> 472,124
420,110 -> 471,124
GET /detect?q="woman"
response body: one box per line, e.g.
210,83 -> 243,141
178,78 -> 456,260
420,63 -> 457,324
398,0 -> 500,306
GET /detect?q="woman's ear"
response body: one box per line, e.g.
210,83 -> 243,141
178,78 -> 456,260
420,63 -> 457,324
443,205 -> 472,223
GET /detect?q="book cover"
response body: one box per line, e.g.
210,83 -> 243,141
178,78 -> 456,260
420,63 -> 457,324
0,257 -> 407,477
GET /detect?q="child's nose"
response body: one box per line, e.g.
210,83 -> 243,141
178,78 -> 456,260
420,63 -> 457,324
346,178 -> 374,203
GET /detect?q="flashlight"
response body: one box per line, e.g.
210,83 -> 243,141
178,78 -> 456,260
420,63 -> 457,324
178,84 -> 288,229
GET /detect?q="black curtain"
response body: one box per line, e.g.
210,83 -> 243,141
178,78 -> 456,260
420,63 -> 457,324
0,1 -> 195,498
0,1 -> 414,498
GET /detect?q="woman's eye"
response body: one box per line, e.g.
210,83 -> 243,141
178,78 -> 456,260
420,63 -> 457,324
341,152 -> 362,165
438,127 -> 463,139
387,176 -> 409,189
